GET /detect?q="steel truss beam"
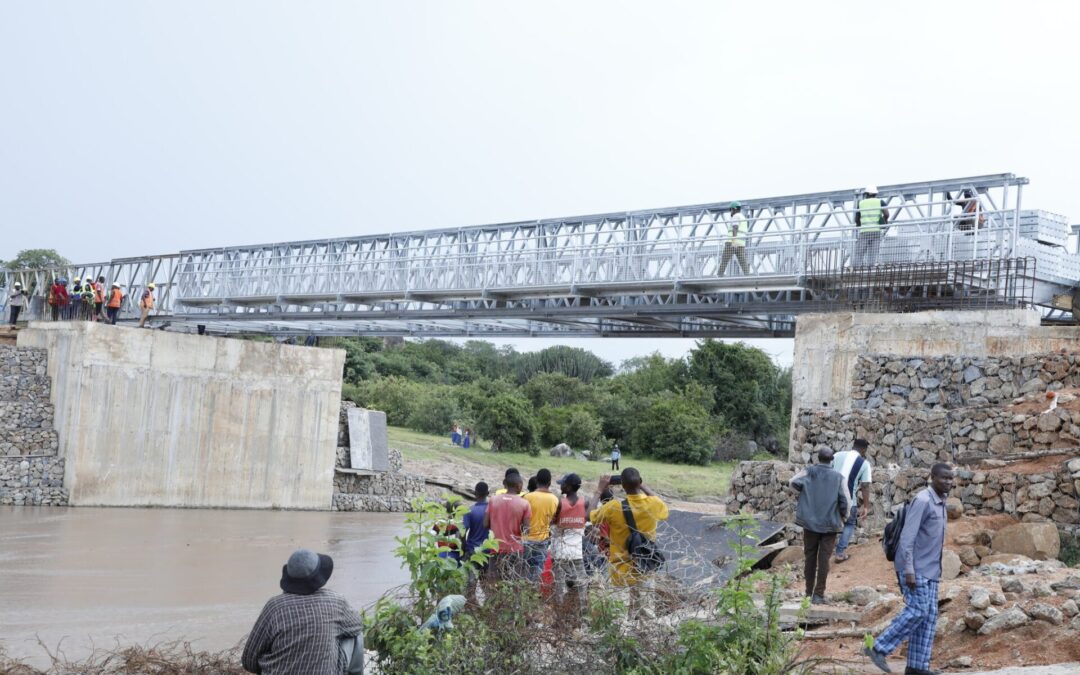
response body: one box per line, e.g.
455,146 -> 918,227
3,173 -> 1076,337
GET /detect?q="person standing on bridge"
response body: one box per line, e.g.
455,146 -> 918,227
718,201 -> 750,276
92,276 -> 106,322
138,283 -> 155,328
854,186 -> 889,267
8,282 -> 27,326
106,283 -> 123,324
789,446 -> 849,605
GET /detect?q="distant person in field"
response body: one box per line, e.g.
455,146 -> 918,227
788,446 -> 849,605
864,463 -> 954,675
610,444 -> 621,470
242,548 -> 363,675
462,428 -> 471,448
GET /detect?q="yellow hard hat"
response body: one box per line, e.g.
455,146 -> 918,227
73,276 -> 81,282
147,283 -> 156,290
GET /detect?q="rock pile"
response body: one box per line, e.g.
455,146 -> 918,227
0,345 -> 66,505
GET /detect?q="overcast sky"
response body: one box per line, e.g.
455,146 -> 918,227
3,1 -> 1077,367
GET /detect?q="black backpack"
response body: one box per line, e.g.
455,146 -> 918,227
621,499 -> 666,572
882,500 -> 910,562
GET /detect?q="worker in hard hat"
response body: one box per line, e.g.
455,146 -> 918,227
106,283 -> 124,325
719,201 -> 750,276
8,281 -> 27,326
138,283 -> 156,328
854,186 -> 889,267
70,277 -> 83,320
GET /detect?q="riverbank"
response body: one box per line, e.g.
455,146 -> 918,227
389,425 -> 739,507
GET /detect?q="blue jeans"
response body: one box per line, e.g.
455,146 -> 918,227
524,539 -> 549,582
835,505 -> 858,557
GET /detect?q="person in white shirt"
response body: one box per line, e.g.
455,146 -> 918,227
831,438 -> 872,563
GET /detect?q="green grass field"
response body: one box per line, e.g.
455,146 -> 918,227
388,426 -> 739,501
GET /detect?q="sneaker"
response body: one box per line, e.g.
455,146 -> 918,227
863,646 -> 892,673
810,594 -> 827,605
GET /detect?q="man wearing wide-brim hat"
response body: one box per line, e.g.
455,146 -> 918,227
242,548 -> 364,675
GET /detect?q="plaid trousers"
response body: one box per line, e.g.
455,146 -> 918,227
873,574 -> 939,670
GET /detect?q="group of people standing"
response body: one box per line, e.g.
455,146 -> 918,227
5,277 -> 156,328
449,424 -> 471,449
788,437 -> 956,675
449,466 -> 668,618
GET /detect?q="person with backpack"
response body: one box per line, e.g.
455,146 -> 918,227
589,468 -> 668,617
832,438 -> 873,563
864,463 -> 955,675
789,447 -> 849,605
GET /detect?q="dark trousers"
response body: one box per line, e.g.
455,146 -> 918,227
611,458 -> 619,470
8,306 -> 21,325
107,307 -> 120,324
803,530 -> 837,597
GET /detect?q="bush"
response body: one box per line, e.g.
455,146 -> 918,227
628,394 -> 716,465
537,404 -> 604,451
405,385 -> 462,436
474,393 -> 536,452
713,431 -> 758,462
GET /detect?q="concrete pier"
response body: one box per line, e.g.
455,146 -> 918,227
18,322 -> 344,509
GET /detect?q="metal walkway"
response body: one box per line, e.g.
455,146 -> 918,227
3,173 -> 1077,338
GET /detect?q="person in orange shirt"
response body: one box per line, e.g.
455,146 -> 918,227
106,283 -> 124,325
522,469 -> 560,583
138,283 -> 156,328
91,276 -> 106,322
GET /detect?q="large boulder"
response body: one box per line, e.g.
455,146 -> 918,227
978,606 -> 1030,635
941,549 -> 962,580
549,443 -> 574,457
946,497 -> 964,520
770,545 -> 804,568
991,522 -> 1061,561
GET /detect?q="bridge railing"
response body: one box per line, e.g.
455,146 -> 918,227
166,203 -> 1018,307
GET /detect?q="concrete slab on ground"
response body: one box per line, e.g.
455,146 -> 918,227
662,510 -> 785,586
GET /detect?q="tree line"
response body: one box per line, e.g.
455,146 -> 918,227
333,337 -> 791,465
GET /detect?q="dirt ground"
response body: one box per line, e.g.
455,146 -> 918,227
786,513 -> 1080,672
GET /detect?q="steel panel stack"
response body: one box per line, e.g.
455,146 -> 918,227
1017,209 -> 1069,248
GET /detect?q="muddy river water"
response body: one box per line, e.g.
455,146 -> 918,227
0,506 -> 409,666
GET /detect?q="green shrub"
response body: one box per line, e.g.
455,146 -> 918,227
537,404 -> 604,451
629,395 -> 716,465
474,393 -> 536,452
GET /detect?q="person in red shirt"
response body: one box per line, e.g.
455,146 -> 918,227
483,472 -> 531,581
47,279 -> 70,322
434,499 -> 462,564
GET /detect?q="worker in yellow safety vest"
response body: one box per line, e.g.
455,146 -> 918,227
718,201 -> 750,276
853,186 -> 889,267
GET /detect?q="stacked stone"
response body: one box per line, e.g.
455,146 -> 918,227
852,353 -> 1080,411
331,402 -> 427,512
727,459 -> 1080,541
794,408 -> 951,467
0,345 -> 66,505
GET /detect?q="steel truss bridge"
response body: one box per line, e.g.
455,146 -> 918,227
3,173 -> 1078,338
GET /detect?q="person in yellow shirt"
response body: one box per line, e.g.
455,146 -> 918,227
589,468 -> 669,590
522,468 -> 560,582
